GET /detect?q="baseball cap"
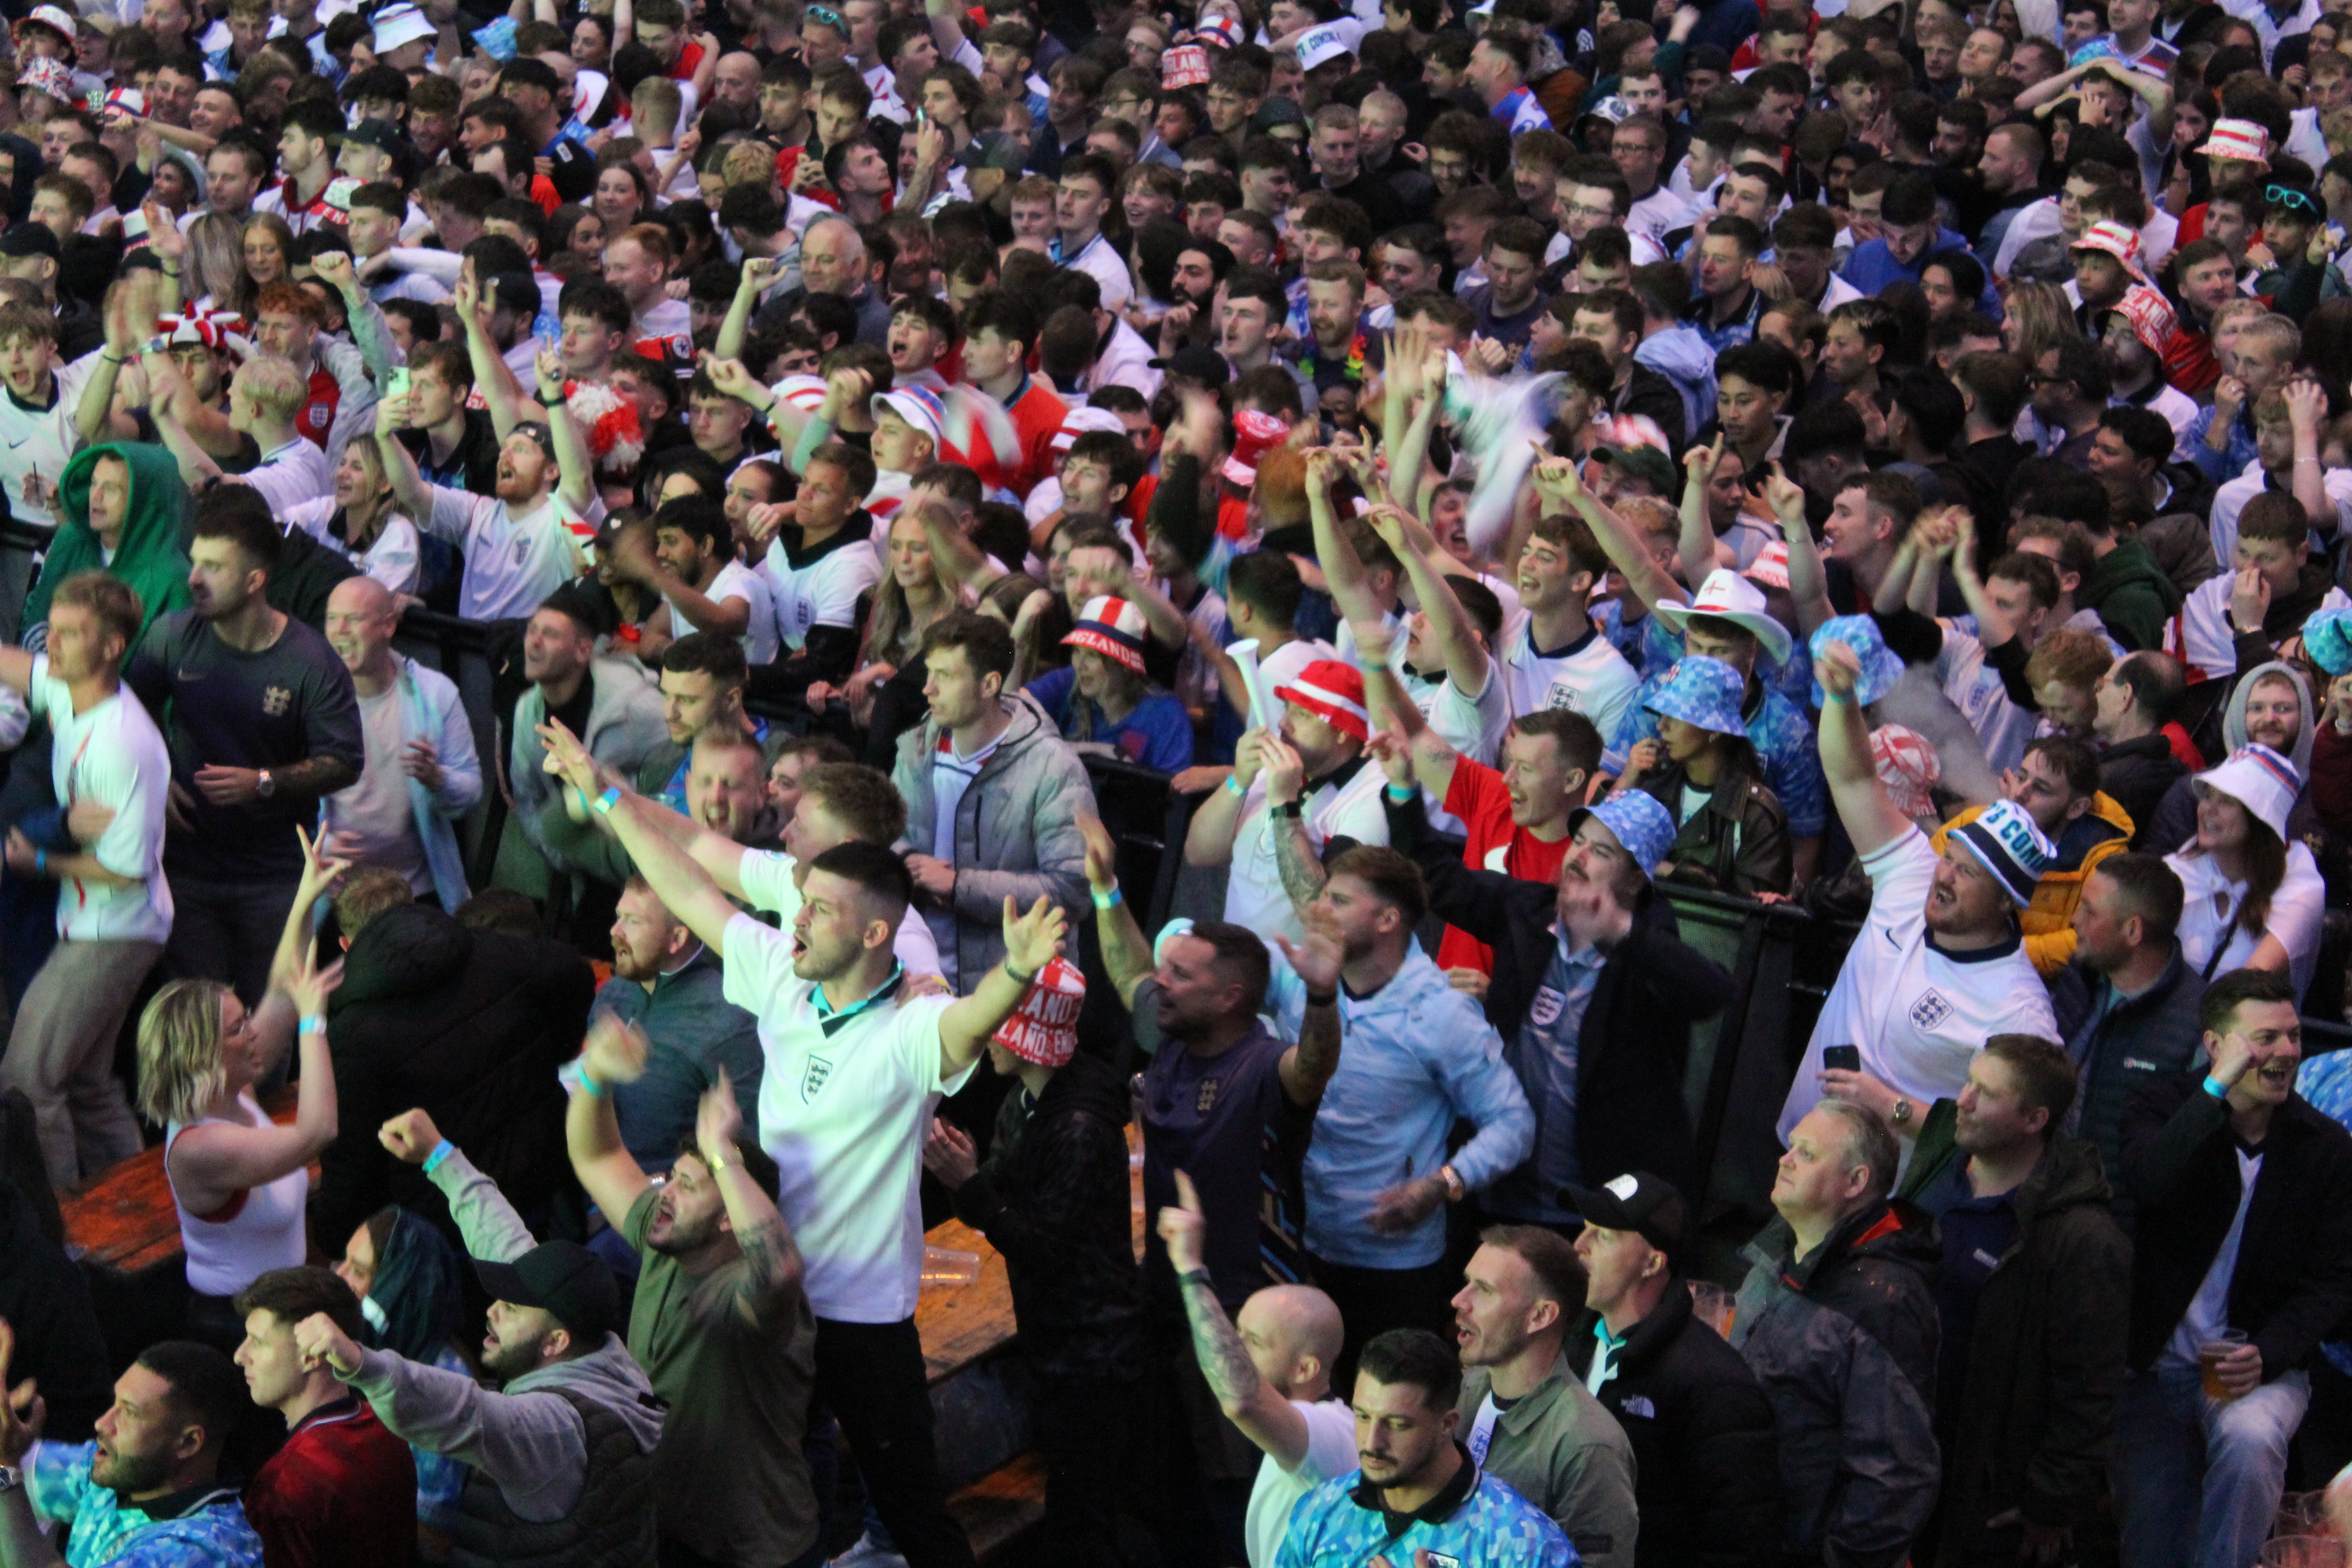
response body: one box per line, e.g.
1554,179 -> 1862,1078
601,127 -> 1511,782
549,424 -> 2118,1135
991,957 -> 1085,1067
1594,443 -> 1677,498
488,270 -> 542,319
1950,798 -> 2055,908
0,223 -> 59,260
1148,344 -> 1231,387
474,1240 -> 620,1343
344,117 -> 408,152
1561,1171 -> 1689,1260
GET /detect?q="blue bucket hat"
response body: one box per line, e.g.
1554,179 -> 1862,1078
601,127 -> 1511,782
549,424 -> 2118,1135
1570,791 -> 1677,882
2304,608 -> 2352,677
1644,656 -> 1748,738
1809,615 -> 1906,710
1950,798 -> 2054,907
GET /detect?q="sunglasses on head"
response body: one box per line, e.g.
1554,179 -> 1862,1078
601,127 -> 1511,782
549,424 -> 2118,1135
2267,183 -> 2319,216
806,5 -> 845,30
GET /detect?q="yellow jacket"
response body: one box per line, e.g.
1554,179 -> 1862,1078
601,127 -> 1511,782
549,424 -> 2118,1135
1932,792 -> 2136,977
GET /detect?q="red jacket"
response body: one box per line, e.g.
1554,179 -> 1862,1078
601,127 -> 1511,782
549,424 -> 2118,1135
244,1397 -> 417,1568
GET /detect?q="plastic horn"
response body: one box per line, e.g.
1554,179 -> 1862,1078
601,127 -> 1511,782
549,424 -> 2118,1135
1228,637 -> 1278,732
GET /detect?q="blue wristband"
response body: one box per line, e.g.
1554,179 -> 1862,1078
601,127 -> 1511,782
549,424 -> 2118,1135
1091,887 -> 1122,909
299,1016 -> 326,1036
592,786 -> 622,816
1385,782 -> 1416,804
1224,774 -> 1247,798
2203,1074 -> 2230,1101
421,1139 -> 455,1174
32,849 -> 45,877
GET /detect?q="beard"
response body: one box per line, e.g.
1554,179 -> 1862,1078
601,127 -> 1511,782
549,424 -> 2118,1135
93,1441 -> 174,1496
481,1333 -> 546,1385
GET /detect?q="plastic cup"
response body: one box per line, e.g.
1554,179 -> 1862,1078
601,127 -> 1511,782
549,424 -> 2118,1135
2202,1328 -> 2252,1401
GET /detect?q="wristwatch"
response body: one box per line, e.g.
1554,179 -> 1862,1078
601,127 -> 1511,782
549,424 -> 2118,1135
1891,1097 -> 1915,1127
1439,1164 -> 1466,1203
0,1465 -> 22,1495
255,769 -> 276,800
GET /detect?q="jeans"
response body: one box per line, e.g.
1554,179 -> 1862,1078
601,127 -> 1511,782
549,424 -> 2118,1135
162,874 -> 300,1008
2112,1357 -> 2311,1568
811,1315 -> 975,1568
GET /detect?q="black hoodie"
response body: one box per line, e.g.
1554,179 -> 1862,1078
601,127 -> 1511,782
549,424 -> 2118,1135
950,1050 -> 1146,1384
315,902 -> 595,1250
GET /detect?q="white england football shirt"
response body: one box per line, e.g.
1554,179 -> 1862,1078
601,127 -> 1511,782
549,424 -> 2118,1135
420,483 -> 605,622
1223,763 -> 1390,951
666,556 -> 778,664
760,524 -> 882,653
1776,827 -> 2056,1142
30,659 -> 173,944
723,911 -> 975,1323
1494,608 -> 1641,741
0,351 -> 98,530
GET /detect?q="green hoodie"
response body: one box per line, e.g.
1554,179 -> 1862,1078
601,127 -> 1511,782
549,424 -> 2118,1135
21,441 -> 191,647
2079,536 -> 2180,654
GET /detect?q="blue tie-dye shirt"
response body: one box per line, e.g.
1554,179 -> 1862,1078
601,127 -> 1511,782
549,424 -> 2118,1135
1276,1460 -> 1579,1568
24,1442 -> 264,1568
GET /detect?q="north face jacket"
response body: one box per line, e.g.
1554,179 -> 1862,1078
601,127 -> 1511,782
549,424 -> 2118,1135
1729,1200 -> 1942,1568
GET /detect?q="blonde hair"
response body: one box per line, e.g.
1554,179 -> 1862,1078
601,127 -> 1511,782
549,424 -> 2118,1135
136,979 -> 231,1126
2003,281 -> 2075,365
235,354 -> 305,420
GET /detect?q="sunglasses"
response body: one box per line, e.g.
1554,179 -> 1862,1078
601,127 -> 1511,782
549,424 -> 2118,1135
2267,183 -> 2320,216
805,4 -> 845,31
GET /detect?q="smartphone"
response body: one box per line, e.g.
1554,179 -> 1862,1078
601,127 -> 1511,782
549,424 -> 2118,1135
122,207 -> 148,241
1823,1045 -> 1862,1073
386,367 -> 411,398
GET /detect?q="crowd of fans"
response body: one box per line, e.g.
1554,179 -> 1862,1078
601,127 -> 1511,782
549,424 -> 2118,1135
3,0 -> 2352,1560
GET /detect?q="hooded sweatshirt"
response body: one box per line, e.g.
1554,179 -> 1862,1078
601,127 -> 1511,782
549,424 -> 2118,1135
2146,661 -> 2315,856
2080,536 -> 2181,652
21,441 -> 191,649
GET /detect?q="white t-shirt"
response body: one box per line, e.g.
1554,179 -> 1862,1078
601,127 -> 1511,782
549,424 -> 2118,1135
2210,463 -> 2352,563
723,910 -> 975,1323
1776,827 -> 2056,1143
0,351 -> 99,530
760,526 -> 882,653
1223,764 -> 1390,953
323,685 -> 430,894
2169,840 -> 2327,1002
283,498 -> 422,597
238,436 -> 334,514
1244,1398 -> 1357,1568
1494,609 -> 1641,742
420,483 -> 604,622
30,660 -> 173,944
737,847 -> 943,978
666,556 -> 778,665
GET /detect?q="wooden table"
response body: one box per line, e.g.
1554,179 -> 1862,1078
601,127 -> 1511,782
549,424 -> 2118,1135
61,1087 -> 306,1280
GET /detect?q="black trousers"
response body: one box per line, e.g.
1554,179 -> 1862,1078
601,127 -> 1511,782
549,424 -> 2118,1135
1032,1371 -> 1134,1568
812,1315 -> 975,1568
1308,1254 -> 1460,1401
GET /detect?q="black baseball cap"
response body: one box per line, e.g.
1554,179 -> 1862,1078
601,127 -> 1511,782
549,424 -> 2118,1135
343,117 -> 407,152
0,222 -> 59,260
489,269 -> 543,319
474,1240 -> 620,1342
1148,344 -> 1231,387
1562,1172 -> 1689,1262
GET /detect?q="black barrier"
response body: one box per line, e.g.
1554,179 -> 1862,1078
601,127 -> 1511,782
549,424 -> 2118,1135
0,518 -> 50,646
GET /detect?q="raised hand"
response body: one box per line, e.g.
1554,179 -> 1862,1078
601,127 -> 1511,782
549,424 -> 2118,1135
1273,898 -> 1344,993
695,1066 -> 744,1165
740,255 -> 780,295
377,1107 -> 446,1164
1682,431 -> 1726,489
144,202 -> 185,263
1156,1167 -> 1209,1272
1260,733 -> 1307,806
582,1011 -> 652,1086
535,717 -> 602,797
1079,812 -> 1119,894
2284,376 -> 2328,432
284,939 -> 344,1019
2230,563 -> 2271,634
0,1317 -> 44,1464
1001,895 -> 1069,976
292,1311 -> 364,1376
1760,461 -> 1806,529
1815,640 -> 1861,699
1366,727 -> 1414,788
703,355 -> 760,401
294,822 -> 351,904
534,347 -> 564,400
309,249 -> 354,291
1303,446 -> 1339,497
1529,441 -> 1584,504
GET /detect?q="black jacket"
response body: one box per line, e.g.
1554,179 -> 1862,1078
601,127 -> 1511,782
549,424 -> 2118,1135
950,1051 -> 1147,1384
2122,1077 -> 2352,1375
1731,1200 -> 1943,1568
1384,788 -> 1734,1202
2048,944 -> 2206,1230
0,1170 -> 108,1442
2097,733 -> 2189,851
1630,754 -> 1792,898
317,902 -> 596,1250
1901,1128 -> 2131,1558
1565,1283 -> 1785,1568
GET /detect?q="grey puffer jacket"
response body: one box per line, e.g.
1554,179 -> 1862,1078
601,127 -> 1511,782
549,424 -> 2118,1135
891,691 -> 1093,983
1729,1200 -> 1942,1568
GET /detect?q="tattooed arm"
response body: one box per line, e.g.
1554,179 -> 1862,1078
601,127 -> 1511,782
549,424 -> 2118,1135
1263,732 -> 1331,916
697,1072 -> 806,1328
1161,1171 -> 1316,1468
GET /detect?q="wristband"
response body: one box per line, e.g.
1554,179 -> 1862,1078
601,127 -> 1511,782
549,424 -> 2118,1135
32,849 -> 44,877
703,1146 -> 731,1173
1827,689 -> 1857,705
1178,1268 -> 1213,1290
1385,782 -> 1416,803
2203,1073 -> 2230,1101
1092,887 -> 1122,909
1004,961 -> 1035,985
1224,773 -> 1246,798
593,786 -> 622,815
421,1139 -> 455,1174
299,1016 -> 326,1036
1303,988 -> 1338,1008
1272,799 -> 1302,818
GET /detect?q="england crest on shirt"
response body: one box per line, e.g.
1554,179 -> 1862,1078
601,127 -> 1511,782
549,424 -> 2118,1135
1909,990 -> 1953,1029
801,1055 -> 834,1102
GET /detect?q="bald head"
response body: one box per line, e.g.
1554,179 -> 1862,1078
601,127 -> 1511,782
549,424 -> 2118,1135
1237,1284 -> 1344,1401
323,574 -> 398,676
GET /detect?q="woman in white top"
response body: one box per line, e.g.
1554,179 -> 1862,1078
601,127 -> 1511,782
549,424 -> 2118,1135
135,830 -> 345,1348
286,436 -> 422,596
2165,743 -> 2326,1000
